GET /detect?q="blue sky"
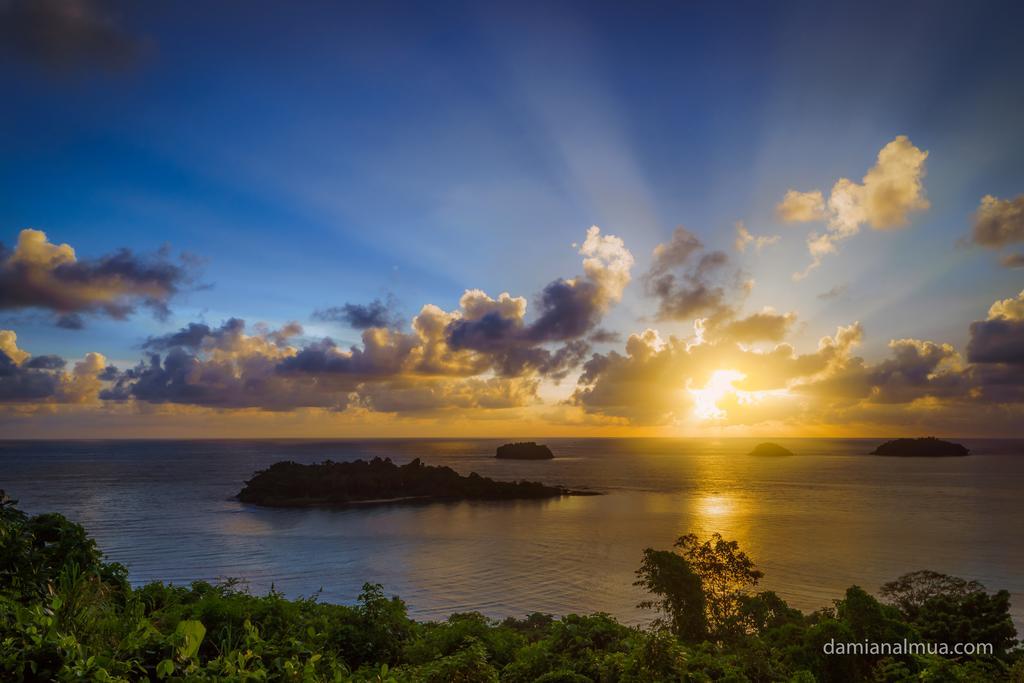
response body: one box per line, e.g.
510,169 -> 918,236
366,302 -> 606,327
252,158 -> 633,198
2,0 -> 1023,436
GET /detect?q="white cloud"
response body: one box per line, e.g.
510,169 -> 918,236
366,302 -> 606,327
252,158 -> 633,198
734,221 -> 780,253
784,136 -> 930,279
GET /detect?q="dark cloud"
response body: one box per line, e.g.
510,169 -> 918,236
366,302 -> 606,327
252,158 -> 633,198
0,0 -> 141,73
24,354 -> 66,370
588,328 -> 622,344
967,318 -> 1024,365
143,322 -> 214,351
278,331 -> 416,378
103,347 -> 346,411
0,349 -> 59,402
474,340 -> 589,381
526,279 -> 604,342
56,313 -> 84,330
440,282 -> 599,379
18,227 -> 634,414
866,340 -> 967,403
142,319 -> 248,352
313,296 -> 400,329
446,311 -> 522,352
642,227 -> 739,322
0,230 -> 197,324
98,365 -> 119,381
967,364 -> 1024,404
969,194 -> 1024,249
0,330 -> 109,405
439,227 -> 634,379
1000,252 -> 1024,269
817,285 -> 848,301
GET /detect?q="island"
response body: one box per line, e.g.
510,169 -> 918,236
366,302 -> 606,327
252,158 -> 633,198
496,441 -> 555,460
869,437 -> 969,457
236,457 -> 596,507
748,442 -> 795,457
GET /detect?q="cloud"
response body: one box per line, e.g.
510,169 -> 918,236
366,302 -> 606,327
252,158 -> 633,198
313,295 -> 400,329
0,330 -> 106,404
588,328 -> 622,344
99,227 -> 632,413
966,290 -> 1024,365
0,229 -> 196,324
0,330 -> 30,365
569,287 -> 1024,428
987,290 -> 1024,321
817,284 -> 848,301
785,136 -> 930,279
1001,253 -> 1024,268
525,226 -> 634,342
440,226 -> 631,375
104,314 -> 549,414
776,190 -> 827,223
967,195 -> 1024,268
832,136 -> 930,231
105,320 -> 342,411
0,0 -> 141,73
55,313 -> 85,330
734,222 -> 779,253
863,339 -> 966,404
709,309 -> 796,343
969,194 -> 1024,248
570,323 -> 859,424
354,377 -> 539,415
643,227 -> 743,323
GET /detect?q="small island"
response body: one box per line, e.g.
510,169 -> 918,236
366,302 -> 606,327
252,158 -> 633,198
748,442 -> 795,457
496,441 -> 554,460
237,457 -> 594,507
870,437 -> 969,457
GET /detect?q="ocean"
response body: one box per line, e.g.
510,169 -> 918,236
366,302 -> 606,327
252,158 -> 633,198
1,438 -> 1022,627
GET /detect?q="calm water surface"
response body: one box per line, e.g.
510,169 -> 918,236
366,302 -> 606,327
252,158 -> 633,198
1,438 -> 1022,626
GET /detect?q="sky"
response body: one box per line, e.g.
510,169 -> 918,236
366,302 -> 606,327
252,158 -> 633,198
1,0 -> 1023,437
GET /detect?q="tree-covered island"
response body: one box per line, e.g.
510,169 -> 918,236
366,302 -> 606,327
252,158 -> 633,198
237,457 -> 594,507
869,438 -> 970,457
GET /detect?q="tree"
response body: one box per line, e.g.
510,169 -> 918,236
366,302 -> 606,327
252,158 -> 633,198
881,570 -> 1018,658
880,570 -> 984,619
635,532 -> 763,642
676,532 -> 763,640
635,547 -> 707,641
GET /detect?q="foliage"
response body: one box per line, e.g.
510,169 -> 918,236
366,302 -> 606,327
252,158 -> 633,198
0,491 -> 1020,682
635,531 -> 764,642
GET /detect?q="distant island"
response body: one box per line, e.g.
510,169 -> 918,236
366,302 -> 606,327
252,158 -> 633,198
748,442 -> 795,457
870,437 -> 970,457
496,441 -> 554,459
237,457 -> 595,507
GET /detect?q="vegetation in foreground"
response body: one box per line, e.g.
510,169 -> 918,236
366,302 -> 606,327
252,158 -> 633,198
1,491 -> 1020,682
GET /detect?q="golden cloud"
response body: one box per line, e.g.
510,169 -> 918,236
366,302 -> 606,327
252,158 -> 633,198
785,136 -> 930,279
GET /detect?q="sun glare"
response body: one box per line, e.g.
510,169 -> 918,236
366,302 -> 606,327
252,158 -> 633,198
689,369 -> 746,421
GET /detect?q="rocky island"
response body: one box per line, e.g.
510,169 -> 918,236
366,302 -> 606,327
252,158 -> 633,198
237,457 -> 595,507
495,441 -> 555,460
748,442 -> 795,457
869,437 -> 969,457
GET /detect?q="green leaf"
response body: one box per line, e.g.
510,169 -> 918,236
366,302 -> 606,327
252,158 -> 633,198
156,658 -> 174,679
174,619 -> 206,661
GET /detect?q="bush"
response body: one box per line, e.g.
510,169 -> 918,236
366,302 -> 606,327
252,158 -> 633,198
1,498 -> 1020,682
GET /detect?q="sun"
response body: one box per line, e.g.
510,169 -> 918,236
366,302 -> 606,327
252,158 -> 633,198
689,369 -> 746,421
